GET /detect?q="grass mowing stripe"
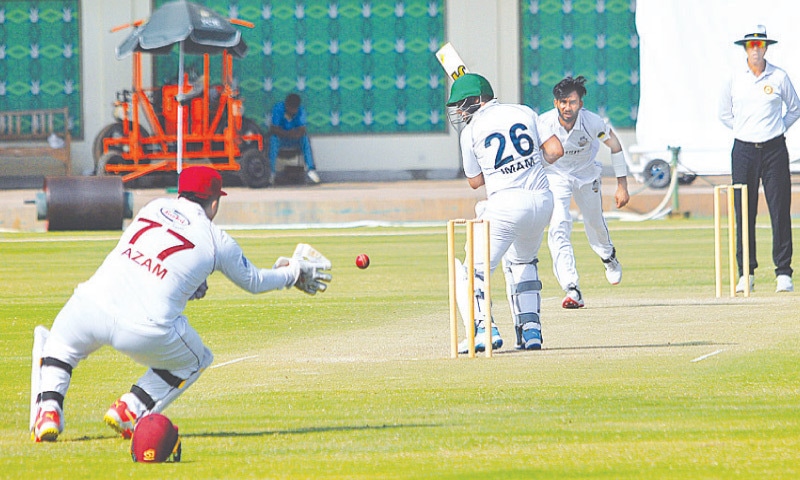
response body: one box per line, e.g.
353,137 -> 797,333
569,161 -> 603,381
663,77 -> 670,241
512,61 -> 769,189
1,221 -> 798,478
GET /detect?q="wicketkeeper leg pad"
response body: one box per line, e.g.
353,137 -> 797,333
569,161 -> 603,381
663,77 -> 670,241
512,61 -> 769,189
136,346 -> 213,415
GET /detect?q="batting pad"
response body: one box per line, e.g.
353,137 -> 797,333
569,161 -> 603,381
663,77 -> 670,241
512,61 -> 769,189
30,326 -> 50,431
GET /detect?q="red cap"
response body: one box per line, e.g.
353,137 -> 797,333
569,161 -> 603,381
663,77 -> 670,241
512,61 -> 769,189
130,413 -> 182,463
178,166 -> 227,199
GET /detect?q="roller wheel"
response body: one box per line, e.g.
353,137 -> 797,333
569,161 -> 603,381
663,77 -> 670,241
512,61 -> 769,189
92,123 -> 126,166
96,152 -> 126,177
239,149 -> 271,188
643,159 -> 671,189
239,117 -> 264,152
92,122 -> 153,172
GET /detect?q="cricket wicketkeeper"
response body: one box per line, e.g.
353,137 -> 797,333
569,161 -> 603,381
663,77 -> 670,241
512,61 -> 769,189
31,166 -> 332,442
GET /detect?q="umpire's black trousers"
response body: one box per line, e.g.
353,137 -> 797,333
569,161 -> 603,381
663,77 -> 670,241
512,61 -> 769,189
731,135 -> 793,278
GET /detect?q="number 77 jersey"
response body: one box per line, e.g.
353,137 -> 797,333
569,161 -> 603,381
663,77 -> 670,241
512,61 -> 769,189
74,197 -> 220,324
459,100 -> 551,197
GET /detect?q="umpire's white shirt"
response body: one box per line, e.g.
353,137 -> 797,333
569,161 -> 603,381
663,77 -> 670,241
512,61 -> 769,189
537,108 -> 607,183
719,60 -> 800,142
75,197 -> 295,326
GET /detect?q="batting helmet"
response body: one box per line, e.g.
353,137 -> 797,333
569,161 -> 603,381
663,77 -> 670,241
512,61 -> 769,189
130,413 -> 182,463
446,73 -> 494,106
446,73 -> 495,131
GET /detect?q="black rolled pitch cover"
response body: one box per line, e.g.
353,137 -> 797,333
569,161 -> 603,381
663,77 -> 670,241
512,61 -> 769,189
44,176 -> 125,231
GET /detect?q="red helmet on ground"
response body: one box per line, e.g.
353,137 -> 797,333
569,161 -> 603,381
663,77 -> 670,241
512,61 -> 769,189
130,413 -> 182,463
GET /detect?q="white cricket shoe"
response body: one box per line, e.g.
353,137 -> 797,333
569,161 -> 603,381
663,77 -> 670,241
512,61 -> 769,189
776,275 -> 794,293
104,398 -> 138,439
457,322 -> 502,354
603,251 -> 622,285
32,404 -> 64,442
307,169 -> 321,184
736,275 -> 754,293
562,286 -> 585,309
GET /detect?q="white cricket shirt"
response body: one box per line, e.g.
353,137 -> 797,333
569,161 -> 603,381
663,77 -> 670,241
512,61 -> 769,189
719,60 -> 800,142
75,197 -> 295,325
537,108 -> 608,182
460,100 -> 550,197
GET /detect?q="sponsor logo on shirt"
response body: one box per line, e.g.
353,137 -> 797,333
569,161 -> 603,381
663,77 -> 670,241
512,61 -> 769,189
764,85 -> 774,95
160,208 -> 190,227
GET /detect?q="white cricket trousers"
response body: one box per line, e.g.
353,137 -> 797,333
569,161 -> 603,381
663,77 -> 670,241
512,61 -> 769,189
40,290 -> 212,401
547,174 -> 614,291
472,188 -> 553,273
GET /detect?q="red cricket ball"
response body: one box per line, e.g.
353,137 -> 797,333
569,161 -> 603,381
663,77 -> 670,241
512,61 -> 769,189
355,254 -> 370,269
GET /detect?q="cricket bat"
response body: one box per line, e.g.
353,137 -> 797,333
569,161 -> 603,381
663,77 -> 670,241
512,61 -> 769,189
435,42 -> 470,80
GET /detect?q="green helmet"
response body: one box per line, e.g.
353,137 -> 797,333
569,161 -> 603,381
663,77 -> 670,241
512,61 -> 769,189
446,73 -> 494,106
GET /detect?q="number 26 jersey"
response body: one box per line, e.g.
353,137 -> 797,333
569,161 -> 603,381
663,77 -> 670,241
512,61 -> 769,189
460,99 -> 550,197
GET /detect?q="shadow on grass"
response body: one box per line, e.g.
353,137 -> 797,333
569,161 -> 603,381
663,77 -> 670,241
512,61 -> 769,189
184,423 -> 437,438
588,301 -> 759,308
493,340 -> 737,355
66,423 -> 437,442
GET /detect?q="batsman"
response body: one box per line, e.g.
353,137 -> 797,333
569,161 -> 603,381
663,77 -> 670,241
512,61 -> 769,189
30,166 -> 332,442
446,73 -> 563,352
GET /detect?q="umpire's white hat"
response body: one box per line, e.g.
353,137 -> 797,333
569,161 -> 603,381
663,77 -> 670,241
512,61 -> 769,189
734,25 -> 777,46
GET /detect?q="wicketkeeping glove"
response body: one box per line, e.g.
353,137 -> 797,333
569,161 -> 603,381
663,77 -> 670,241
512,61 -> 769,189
188,280 -> 208,300
294,258 -> 332,294
274,243 -> 333,295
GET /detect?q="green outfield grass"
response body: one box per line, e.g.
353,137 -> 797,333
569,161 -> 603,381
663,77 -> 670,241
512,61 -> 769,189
1,220 -> 799,479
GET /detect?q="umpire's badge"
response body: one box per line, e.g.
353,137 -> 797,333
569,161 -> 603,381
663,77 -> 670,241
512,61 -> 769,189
592,179 -> 599,193
764,84 -> 774,95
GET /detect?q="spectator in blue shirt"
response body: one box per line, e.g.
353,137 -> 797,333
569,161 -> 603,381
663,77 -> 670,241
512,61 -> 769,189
268,93 -> 320,184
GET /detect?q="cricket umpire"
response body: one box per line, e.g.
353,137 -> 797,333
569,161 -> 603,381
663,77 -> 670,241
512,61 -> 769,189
32,166 -> 331,442
719,24 -> 800,293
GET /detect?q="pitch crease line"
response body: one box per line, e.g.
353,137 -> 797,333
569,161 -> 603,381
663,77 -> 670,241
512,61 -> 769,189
690,349 -> 724,363
210,355 -> 258,369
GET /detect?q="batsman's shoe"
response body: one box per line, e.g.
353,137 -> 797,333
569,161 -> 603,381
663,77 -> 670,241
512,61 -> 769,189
32,405 -> 64,442
736,275 -> 755,293
776,275 -> 794,293
457,323 -> 503,354
104,399 -> 138,439
562,286 -> 585,309
603,251 -> 622,285
515,321 -> 543,351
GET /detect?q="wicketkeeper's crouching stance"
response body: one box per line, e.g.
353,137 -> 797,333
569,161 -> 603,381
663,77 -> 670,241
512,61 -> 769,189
30,166 -> 332,442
